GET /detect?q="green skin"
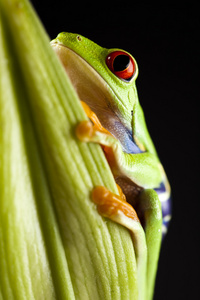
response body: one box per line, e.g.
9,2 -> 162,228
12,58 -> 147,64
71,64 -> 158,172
51,33 -> 165,300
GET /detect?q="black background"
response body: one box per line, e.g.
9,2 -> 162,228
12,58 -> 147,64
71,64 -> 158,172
31,1 -> 199,299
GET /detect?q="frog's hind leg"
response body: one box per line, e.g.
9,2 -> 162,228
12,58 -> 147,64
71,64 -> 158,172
92,186 -> 147,300
138,189 -> 162,300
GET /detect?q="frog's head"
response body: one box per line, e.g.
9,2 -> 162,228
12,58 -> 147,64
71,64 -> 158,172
51,33 -> 156,155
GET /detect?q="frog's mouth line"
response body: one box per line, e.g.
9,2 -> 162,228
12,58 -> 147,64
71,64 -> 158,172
51,42 -> 143,205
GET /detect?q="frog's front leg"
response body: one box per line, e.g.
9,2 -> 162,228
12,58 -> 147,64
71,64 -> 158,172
91,185 -> 147,300
76,118 -> 162,188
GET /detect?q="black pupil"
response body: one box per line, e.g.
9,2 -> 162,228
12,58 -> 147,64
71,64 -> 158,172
113,55 -> 130,72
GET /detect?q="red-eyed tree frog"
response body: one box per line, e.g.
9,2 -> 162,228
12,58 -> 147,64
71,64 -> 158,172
51,33 -> 171,300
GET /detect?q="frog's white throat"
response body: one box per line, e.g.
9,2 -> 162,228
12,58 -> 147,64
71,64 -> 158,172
51,42 -> 133,145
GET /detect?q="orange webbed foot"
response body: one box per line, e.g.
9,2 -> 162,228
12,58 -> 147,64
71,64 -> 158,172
80,101 -> 111,135
76,101 -> 119,167
91,186 -> 140,223
76,101 -> 111,142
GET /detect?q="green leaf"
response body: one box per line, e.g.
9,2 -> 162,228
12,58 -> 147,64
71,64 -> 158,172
0,0 -> 138,299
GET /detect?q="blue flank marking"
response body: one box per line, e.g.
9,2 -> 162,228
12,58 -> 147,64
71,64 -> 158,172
117,123 -> 143,154
154,182 -> 172,237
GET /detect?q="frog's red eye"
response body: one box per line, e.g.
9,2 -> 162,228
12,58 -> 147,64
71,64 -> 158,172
106,51 -> 136,81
